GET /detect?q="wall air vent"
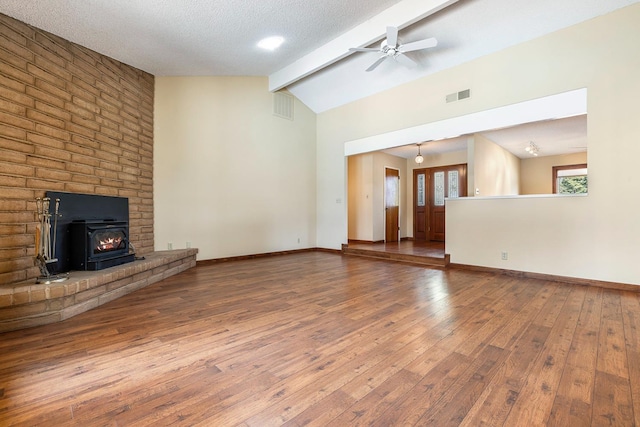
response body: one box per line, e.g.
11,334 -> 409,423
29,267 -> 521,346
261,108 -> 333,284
446,89 -> 471,103
273,91 -> 294,120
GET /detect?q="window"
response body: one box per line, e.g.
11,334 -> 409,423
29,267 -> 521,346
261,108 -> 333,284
417,173 -> 426,206
553,164 -> 587,194
434,171 -> 445,206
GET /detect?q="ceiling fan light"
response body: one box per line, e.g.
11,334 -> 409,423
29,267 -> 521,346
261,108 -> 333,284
350,26 -> 438,72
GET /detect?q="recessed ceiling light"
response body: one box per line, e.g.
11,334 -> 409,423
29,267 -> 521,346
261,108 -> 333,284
258,36 -> 284,51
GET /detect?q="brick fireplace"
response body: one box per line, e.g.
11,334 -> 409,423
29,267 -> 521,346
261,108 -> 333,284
0,13 -> 154,286
0,14 -> 201,331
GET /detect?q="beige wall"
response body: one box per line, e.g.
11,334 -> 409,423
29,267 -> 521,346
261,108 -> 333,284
471,134 -> 520,197
317,3 -> 640,285
520,152 -> 587,194
347,154 -> 373,241
154,77 -> 316,260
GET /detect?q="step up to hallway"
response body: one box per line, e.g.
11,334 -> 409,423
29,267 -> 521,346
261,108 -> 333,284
342,245 -> 450,268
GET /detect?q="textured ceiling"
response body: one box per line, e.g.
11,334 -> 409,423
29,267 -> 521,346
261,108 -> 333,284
0,0 -> 401,76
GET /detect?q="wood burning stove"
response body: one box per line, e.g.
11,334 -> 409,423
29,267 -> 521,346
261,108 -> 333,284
70,220 -> 135,271
44,191 -> 136,272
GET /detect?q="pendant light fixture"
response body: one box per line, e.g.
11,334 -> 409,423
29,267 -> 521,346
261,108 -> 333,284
415,143 -> 424,164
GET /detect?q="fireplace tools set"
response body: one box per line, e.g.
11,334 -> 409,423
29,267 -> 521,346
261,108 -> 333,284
34,197 -> 68,284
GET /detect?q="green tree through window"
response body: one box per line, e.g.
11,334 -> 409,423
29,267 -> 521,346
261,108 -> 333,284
558,175 -> 588,194
553,164 -> 588,194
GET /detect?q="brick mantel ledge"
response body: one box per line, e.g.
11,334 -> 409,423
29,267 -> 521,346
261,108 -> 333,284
0,249 -> 198,333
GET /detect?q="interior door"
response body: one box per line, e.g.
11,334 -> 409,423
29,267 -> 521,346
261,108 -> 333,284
413,169 -> 428,241
385,168 -> 399,243
429,164 -> 467,242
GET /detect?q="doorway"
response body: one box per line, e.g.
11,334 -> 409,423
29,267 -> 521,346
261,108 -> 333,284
385,167 -> 399,243
414,164 -> 467,242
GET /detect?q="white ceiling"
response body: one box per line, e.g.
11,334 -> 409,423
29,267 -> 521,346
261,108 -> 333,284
0,0 -> 636,113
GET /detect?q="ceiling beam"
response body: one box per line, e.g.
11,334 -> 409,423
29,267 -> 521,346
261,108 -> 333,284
268,0 -> 459,92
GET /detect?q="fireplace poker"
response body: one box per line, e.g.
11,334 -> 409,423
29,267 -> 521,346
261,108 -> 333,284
35,197 -> 42,257
52,198 -> 60,260
42,197 -> 50,260
35,221 -> 40,259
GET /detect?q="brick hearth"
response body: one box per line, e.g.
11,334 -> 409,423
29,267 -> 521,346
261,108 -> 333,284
0,249 -> 197,332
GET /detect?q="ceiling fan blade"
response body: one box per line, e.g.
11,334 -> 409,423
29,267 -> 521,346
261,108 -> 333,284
366,56 -> 388,72
386,26 -> 398,47
399,37 -> 438,53
349,47 -> 380,52
393,53 -> 417,69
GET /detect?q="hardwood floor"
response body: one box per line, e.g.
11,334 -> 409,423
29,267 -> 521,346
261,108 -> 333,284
0,252 -> 638,426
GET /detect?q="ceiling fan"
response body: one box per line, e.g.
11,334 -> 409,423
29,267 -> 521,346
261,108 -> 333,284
349,26 -> 438,72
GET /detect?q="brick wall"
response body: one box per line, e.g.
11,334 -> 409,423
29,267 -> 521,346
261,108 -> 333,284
0,13 -> 154,286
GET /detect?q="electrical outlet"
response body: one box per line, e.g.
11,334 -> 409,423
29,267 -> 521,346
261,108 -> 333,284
168,242 -> 173,250
297,238 -> 300,244
186,241 -> 191,249
501,251 -> 508,260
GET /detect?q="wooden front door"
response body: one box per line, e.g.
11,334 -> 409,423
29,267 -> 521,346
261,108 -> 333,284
429,164 -> 467,242
385,168 -> 399,243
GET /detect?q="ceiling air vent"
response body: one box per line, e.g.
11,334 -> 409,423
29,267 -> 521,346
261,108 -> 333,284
458,89 -> 470,100
273,92 -> 294,120
446,89 -> 471,103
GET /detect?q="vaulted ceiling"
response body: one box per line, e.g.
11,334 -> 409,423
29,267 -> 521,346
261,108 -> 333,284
0,0 -> 636,113
0,0 -> 637,158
